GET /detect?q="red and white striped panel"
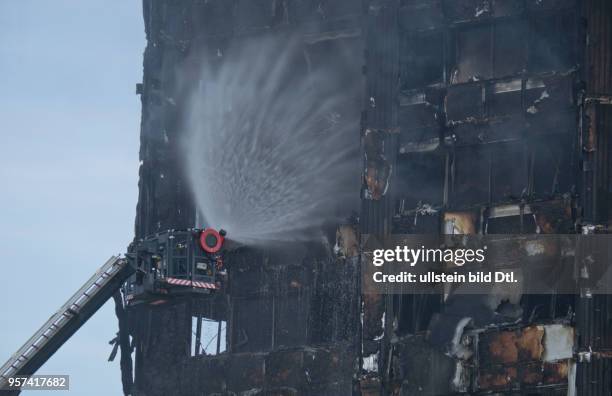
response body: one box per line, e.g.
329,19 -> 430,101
165,277 -> 218,290
192,280 -> 218,289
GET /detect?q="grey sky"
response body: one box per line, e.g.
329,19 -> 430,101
0,1 -> 144,395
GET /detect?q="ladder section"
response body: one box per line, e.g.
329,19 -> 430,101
0,256 -> 134,390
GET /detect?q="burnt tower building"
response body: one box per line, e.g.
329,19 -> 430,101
120,1 -> 612,395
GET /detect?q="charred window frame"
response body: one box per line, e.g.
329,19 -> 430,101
450,20 -> 527,84
231,289 -> 310,353
449,142 -> 529,208
191,316 -> 227,356
451,23 -> 493,84
529,134 -> 576,199
190,297 -> 229,357
448,7 -> 577,84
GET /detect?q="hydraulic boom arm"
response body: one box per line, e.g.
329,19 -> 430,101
0,256 -> 134,392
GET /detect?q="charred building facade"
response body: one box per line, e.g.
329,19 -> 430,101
120,1 -> 612,395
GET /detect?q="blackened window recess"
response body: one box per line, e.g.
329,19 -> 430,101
531,134 -> 575,198
446,83 -> 484,123
451,146 -> 490,207
490,142 -> 528,202
395,153 -> 445,212
528,12 -> 577,73
488,79 -> 523,117
400,32 -> 444,90
451,143 -> 528,208
520,294 -> 576,323
493,21 -> 527,78
453,25 -> 492,84
232,297 -> 273,353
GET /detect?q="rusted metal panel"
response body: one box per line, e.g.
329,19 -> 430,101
479,365 -> 517,389
480,326 -> 545,365
477,325 -> 574,391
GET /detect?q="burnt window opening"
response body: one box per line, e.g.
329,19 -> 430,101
231,297 -> 273,353
449,11 -> 576,85
395,153 -> 445,214
400,32 -> 445,90
490,142 -> 529,202
451,143 -> 528,208
191,316 -> 227,357
451,146 -> 490,207
446,83 -> 484,122
487,78 -> 523,117
528,12 -> 576,73
493,21 -> 527,78
231,292 -> 310,353
452,24 -> 492,84
530,135 -> 575,198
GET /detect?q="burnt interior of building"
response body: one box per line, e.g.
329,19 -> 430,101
118,1 -> 612,395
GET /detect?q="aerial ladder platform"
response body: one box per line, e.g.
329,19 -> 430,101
0,256 -> 134,393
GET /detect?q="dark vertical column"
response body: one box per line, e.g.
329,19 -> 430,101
135,0 -> 195,239
130,2 -> 197,395
576,1 -> 612,395
361,0 -> 400,236
360,1 -> 399,395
